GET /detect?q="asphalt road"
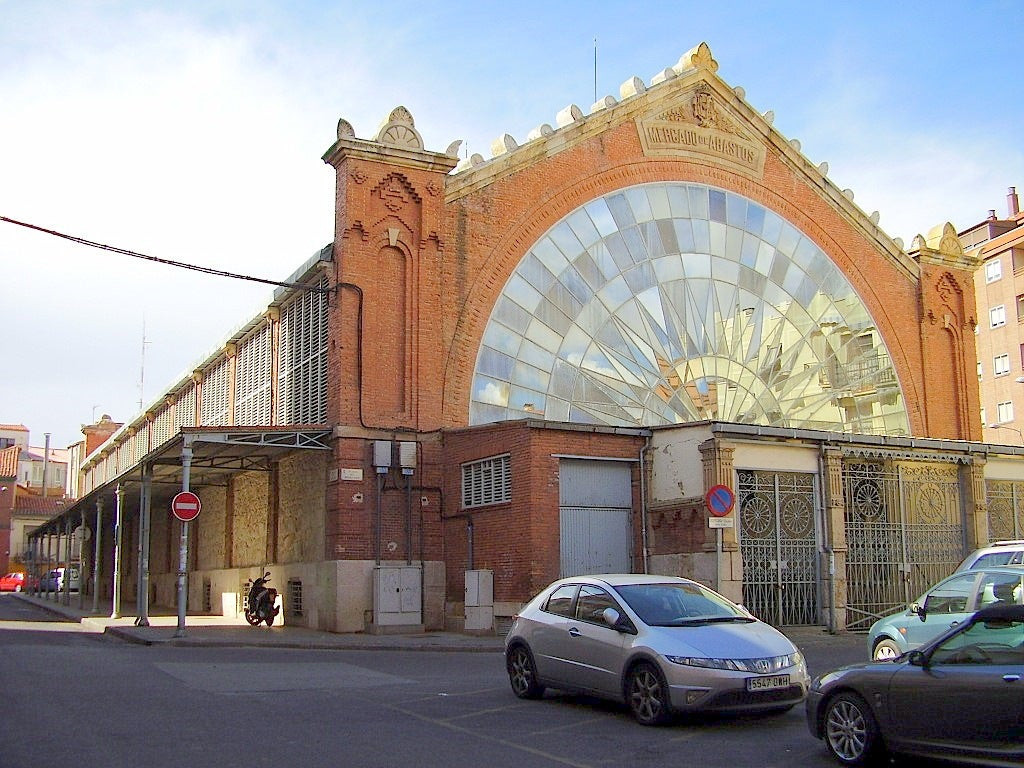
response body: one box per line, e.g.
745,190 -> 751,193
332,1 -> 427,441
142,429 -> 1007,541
0,594 -> 945,768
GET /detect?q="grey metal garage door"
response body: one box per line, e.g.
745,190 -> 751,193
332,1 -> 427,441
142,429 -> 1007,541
559,459 -> 633,577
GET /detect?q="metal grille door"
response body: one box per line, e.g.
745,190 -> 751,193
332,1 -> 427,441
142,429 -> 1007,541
844,462 -> 964,631
738,470 -> 820,626
985,480 -> 1024,540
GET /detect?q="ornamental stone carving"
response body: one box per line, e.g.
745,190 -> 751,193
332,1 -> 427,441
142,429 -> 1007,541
375,106 -> 424,149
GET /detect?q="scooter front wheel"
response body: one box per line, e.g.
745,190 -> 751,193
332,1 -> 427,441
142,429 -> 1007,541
244,609 -> 261,626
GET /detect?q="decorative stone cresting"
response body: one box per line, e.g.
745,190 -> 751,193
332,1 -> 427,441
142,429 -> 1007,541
526,124 -> 554,141
620,75 -> 647,99
337,118 -> 356,140
445,140 -> 463,158
590,96 -> 617,114
650,68 -> 676,86
556,104 -> 584,128
492,133 -> 518,156
375,106 -> 424,149
673,42 -> 718,74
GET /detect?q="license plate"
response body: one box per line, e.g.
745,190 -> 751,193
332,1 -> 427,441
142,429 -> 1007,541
746,674 -> 790,691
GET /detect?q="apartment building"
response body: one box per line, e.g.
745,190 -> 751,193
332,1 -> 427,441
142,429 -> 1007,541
967,187 -> 1024,443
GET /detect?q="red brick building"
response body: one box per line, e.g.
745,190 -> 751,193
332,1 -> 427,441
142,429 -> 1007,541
39,43 -> 997,633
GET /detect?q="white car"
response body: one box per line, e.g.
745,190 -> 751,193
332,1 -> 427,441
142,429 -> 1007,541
39,566 -> 81,592
505,574 -> 809,725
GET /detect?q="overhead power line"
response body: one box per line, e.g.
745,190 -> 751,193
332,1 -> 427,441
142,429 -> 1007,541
0,215 -> 330,293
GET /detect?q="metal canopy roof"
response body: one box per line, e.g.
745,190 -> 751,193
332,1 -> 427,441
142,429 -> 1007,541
32,427 -> 332,535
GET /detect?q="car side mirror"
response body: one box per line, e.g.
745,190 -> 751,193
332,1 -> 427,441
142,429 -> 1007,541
911,602 -> 927,621
907,649 -> 928,667
602,607 -> 621,628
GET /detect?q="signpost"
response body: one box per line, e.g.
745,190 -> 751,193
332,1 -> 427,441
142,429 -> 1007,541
174,442 -> 195,638
704,484 -> 736,592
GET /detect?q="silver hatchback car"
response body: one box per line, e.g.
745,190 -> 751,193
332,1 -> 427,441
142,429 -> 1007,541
504,574 -> 809,725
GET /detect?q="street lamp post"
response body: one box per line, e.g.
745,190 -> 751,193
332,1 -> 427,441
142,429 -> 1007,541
989,423 -> 1024,443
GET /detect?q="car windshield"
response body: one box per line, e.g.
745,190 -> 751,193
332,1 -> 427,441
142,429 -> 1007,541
615,583 -> 751,626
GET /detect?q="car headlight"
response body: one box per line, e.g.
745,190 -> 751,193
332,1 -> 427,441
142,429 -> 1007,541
665,651 -> 803,673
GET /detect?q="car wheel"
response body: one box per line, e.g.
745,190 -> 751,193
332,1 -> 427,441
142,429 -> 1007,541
626,661 -> 671,726
823,692 -> 883,766
506,645 -> 545,699
872,638 -> 901,661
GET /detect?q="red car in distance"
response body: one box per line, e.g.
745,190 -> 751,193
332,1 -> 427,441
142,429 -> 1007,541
0,572 -> 26,592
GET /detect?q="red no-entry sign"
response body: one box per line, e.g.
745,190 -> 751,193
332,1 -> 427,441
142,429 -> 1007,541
171,491 -> 201,522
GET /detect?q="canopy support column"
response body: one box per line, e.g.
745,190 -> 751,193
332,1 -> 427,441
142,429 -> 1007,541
92,499 -> 104,614
174,438 -> 194,638
111,484 -> 125,619
135,464 -> 152,627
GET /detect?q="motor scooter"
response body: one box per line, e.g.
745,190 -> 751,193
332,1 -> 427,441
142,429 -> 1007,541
245,572 -> 280,626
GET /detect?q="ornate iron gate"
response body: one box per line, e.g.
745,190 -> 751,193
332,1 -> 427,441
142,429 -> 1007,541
844,461 -> 964,631
985,480 -> 1024,540
738,470 -> 820,626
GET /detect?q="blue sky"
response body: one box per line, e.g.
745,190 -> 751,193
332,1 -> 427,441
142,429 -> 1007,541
1,0 -> 1022,450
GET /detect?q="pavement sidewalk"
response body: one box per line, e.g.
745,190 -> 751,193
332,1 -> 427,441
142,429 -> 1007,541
12,591 -> 505,652
12,591 -> 860,655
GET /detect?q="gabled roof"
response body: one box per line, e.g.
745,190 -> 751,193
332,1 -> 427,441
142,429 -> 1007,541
0,445 -> 18,478
0,424 -> 28,432
14,494 -> 71,517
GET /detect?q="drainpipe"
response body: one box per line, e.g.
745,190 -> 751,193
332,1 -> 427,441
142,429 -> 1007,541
639,435 -> 651,574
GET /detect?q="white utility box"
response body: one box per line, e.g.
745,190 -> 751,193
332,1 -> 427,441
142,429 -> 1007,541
464,569 -> 494,632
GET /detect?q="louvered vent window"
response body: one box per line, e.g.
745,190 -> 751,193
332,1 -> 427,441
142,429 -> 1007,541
277,276 -> 328,425
461,454 -> 511,509
235,323 -> 272,426
175,385 -> 196,432
201,357 -> 230,426
153,405 -> 173,446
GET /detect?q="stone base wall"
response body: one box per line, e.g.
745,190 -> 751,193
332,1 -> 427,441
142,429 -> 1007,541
151,558 -> 445,633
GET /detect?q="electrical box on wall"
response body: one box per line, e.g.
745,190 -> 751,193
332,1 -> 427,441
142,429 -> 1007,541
464,569 -> 494,633
398,441 -> 417,472
373,440 -> 392,472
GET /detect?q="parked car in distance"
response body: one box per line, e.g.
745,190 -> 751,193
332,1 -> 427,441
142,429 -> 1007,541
38,566 -> 81,593
0,572 -> 25,592
807,603 -> 1024,767
504,574 -> 809,725
868,566 -> 1023,660
955,539 -> 1024,571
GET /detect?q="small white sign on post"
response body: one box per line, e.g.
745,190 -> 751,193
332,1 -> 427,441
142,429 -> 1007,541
708,517 -> 734,529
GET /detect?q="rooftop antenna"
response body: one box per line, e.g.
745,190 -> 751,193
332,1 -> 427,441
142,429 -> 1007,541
593,37 -> 598,103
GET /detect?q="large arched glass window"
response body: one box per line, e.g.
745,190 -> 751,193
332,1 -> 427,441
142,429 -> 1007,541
470,183 -> 908,435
